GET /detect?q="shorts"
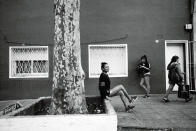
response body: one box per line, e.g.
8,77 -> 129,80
141,72 -> 151,78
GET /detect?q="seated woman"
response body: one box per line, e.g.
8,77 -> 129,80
99,62 -> 137,112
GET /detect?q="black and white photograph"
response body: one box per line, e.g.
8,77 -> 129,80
0,0 -> 196,131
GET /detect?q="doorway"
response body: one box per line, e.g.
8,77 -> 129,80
165,40 -> 189,91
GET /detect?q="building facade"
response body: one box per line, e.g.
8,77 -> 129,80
0,0 -> 194,100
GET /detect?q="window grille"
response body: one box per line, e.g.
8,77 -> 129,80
9,46 -> 49,78
88,44 -> 128,78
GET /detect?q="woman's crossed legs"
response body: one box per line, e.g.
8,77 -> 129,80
109,84 -> 137,111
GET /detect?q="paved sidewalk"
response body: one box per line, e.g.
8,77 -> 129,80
110,94 -> 196,131
0,94 -> 196,130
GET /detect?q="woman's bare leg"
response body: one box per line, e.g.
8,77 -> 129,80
110,90 -> 127,109
140,78 -> 148,94
110,85 -> 132,102
144,76 -> 150,95
164,84 -> 175,99
110,89 -> 135,111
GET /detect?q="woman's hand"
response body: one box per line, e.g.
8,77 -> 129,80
140,65 -> 150,71
171,62 -> 178,66
140,65 -> 145,68
106,96 -> 112,101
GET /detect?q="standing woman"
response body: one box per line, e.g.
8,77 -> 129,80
137,55 -> 151,98
162,55 -> 192,102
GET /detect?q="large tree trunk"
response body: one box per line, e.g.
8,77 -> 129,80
51,0 -> 88,114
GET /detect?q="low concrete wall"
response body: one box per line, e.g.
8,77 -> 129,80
0,97 -> 49,117
0,98 -> 117,131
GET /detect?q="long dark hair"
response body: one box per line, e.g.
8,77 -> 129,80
170,55 -> 179,64
141,55 -> 149,65
168,55 -> 179,68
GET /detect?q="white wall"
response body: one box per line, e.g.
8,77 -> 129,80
0,114 -> 117,131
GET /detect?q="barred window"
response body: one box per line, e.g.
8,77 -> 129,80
9,46 -> 49,78
88,44 -> 128,78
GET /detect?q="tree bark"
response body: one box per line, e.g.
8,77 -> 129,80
51,0 -> 88,114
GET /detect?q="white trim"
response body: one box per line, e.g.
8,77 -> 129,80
165,40 -> 190,89
9,46 -> 12,79
125,44 -> 128,77
88,44 -> 128,78
88,45 -> 91,78
9,46 -> 49,79
9,46 -> 48,49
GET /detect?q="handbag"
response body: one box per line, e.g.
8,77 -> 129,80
178,84 -> 190,99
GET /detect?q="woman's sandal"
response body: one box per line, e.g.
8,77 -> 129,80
126,105 -> 135,112
129,96 -> 138,103
185,97 -> 193,102
143,95 -> 150,98
162,98 -> 170,103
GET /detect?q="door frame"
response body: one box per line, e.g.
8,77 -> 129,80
165,40 -> 190,90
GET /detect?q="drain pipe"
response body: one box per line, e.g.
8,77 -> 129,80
193,0 -> 196,90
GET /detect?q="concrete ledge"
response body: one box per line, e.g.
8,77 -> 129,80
104,99 -> 116,115
0,97 -> 117,131
0,97 -> 49,117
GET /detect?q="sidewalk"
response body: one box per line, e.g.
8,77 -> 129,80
0,94 -> 196,130
110,94 -> 196,131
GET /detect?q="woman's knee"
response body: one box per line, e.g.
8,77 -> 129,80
140,82 -> 144,87
118,90 -> 124,96
120,84 -> 125,89
144,77 -> 150,84
115,84 -> 124,90
140,78 -> 144,86
117,84 -> 123,88
168,84 -> 174,90
146,83 -> 150,88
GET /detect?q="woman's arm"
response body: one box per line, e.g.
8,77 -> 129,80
176,64 -> 184,80
136,63 -> 141,70
140,63 -> 151,71
100,82 -> 105,87
167,63 -> 171,70
99,74 -> 110,97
